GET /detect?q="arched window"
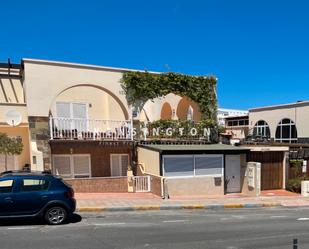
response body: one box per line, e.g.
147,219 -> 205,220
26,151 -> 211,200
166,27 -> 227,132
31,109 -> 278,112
253,120 -> 271,139
275,118 -> 297,143
187,105 -> 193,120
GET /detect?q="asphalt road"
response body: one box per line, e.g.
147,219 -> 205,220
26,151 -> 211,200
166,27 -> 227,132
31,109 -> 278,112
1,207 -> 309,249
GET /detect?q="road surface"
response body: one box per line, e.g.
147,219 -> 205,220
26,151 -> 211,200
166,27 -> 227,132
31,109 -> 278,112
1,207 -> 309,249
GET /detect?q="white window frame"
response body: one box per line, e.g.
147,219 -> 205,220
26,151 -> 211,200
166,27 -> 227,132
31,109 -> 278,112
52,154 -> 91,178
110,154 -> 129,177
194,154 -> 224,177
56,101 -> 89,119
253,120 -> 270,138
163,155 -> 194,178
55,101 -> 89,131
275,118 -> 298,143
162,154 -> 224,178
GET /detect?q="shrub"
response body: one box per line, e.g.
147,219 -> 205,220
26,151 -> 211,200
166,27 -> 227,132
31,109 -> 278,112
286,178 -> 302,193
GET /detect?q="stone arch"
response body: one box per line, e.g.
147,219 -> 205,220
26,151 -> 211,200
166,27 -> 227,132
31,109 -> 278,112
49,84 -> 129,120
176,96 -> 201,121
160,102 -> 173,120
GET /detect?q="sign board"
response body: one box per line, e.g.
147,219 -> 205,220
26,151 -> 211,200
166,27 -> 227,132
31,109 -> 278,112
247,166 -> 255,188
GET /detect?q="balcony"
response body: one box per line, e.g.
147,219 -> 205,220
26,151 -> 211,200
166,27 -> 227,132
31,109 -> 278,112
49,117 -> 132,140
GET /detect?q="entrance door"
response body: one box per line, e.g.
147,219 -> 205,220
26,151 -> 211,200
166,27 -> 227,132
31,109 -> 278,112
225,155 -> 241,193
248,151 -> 283,190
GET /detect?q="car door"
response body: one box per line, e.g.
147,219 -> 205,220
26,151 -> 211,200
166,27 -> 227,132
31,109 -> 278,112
0,178 -> 16,216
13,177 -> 50,215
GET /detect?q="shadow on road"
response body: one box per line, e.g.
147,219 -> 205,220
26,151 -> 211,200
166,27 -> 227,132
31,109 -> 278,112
0,213 -> 82,226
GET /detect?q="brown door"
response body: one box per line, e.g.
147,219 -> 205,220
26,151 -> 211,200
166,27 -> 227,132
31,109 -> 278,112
248,151 -> 283,190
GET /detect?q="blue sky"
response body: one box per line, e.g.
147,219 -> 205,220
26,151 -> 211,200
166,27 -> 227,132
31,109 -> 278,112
1,0 -> 308,110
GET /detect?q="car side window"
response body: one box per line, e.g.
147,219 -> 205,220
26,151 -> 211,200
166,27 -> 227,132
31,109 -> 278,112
0,180 -> 14,193
20,179 -> 50,192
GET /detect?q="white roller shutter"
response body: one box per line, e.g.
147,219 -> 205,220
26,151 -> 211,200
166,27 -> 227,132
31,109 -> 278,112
73,155 -> 91,178
0,155 -> 16,173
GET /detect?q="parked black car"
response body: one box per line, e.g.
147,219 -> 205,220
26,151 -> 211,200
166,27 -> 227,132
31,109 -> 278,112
0,171 -> 76,225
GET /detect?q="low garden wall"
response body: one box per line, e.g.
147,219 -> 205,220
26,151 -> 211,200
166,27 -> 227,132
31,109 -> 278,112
149,175 -> 162,197
65,177 -> 128,193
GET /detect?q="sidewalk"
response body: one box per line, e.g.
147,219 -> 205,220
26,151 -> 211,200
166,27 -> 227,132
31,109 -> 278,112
75,191 -> 309,212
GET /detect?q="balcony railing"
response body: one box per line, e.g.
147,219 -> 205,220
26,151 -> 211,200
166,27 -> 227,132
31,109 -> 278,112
49,117 -> 133,140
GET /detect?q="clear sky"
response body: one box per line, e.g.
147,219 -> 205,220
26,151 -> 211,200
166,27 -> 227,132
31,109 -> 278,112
1,0 -> 308,110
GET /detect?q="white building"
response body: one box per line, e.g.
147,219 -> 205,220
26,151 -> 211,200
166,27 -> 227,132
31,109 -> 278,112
218,108 -> 248,126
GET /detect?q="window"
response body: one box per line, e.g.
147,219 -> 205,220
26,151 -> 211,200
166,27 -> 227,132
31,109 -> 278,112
21,179 -> 49,192
187,106 -> 194,121
56,102 -> 88,131
226,119 -> 249,127
110,154 -> 129,176
53,154 -> 91,178
253,120 -> 271,138
195,155 -> 223,176
275,118 -> 298,143
0,180 -> 14,193
163,155 -> 223,177
163,156 -> 194,177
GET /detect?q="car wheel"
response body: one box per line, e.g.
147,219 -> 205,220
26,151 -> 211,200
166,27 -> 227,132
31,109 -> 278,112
44,206 -> 67,225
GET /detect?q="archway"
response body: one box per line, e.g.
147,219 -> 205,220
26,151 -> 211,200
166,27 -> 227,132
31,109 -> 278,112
160,102 -> 173,120
50,84 -> 129,120
176,97 -> 201,121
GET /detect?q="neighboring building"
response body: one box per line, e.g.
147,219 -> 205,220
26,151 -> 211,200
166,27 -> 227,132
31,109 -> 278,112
249,101 -> 309,144
0,62 -> 31,172
224,115 -> 249,145
217,108 -> 248,126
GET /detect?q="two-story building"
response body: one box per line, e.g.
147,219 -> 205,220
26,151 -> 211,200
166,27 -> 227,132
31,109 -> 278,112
0,61 -> 31,172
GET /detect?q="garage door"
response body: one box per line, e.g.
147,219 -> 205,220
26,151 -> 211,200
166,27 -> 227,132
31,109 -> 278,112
248,151 -> 283,190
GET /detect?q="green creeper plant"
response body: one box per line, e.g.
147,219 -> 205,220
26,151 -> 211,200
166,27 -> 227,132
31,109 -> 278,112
121,71 -> 218,121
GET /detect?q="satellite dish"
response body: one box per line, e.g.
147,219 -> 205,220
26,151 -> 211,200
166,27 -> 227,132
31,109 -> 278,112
5,110 -> 22,126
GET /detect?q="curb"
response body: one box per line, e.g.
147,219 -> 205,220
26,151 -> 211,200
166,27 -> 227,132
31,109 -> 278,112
76,202 -> 282,212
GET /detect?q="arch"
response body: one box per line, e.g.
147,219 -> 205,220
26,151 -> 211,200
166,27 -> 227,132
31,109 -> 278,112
176,97 -> 201,121
253,120 -> 271,138
275,118 -> 298,143
160,102 -> 173,120
49,84 -> 129,120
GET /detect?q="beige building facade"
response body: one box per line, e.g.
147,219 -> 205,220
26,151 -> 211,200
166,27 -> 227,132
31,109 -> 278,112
249,101 -> 309,144
0,63 -> 31,172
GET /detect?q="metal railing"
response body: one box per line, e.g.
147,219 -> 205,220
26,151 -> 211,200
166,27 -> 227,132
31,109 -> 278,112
50,117 -> 133,140
133,176 -> 151,192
